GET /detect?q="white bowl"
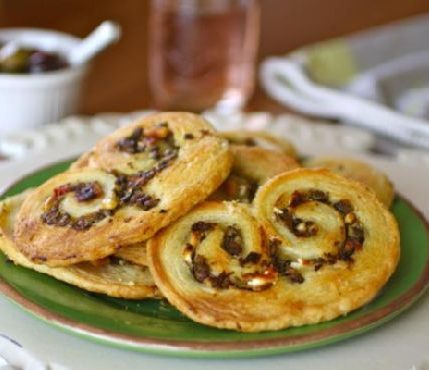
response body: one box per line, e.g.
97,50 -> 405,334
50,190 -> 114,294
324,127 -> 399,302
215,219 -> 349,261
0,28 -> 89,136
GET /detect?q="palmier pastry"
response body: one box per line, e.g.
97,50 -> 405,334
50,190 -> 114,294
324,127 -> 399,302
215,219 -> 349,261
14,113 -> 232,266
213,145 -> 300,202
148,169 -> 399,332
74,112 -> 230,175
304,157 -> 394,207
0,193 -> 159,299
221,130 -> 297,158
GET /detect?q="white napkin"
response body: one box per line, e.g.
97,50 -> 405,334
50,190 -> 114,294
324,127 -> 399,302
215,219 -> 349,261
260,14 -> 429,150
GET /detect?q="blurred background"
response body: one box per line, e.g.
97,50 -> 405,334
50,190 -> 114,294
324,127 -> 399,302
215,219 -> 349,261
1,0 -> 428,114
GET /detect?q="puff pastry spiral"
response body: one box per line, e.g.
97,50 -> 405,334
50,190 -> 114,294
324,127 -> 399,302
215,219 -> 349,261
148,168 -> 400,332
14,112 -> 232,266
0,192 -> 160,299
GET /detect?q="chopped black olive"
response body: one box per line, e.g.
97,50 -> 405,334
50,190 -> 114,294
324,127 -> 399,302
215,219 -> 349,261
74,182 -> 103,202
72,218 -> 93,231
273,259 -> 290,275
117,127 -> 145,153
275,208 -> 293,228
339,239 -> 361,261
348,223 -> 364,243
307,189 -> 329,203
274,259 -> 305,284
222,226 -> 243,256
241,252 -> 262,265
313,258 -> 326,271
288,270 -> 305,284
276,208 -> 318,237
71,210 -> 108,231
334,199 -> 353,215
192,255 -> 211,283
209,272 -> 231,289
129,191 -> 159,210
192,222 -> 214,233
42,208 -> 71,226
289,191 -> 305,208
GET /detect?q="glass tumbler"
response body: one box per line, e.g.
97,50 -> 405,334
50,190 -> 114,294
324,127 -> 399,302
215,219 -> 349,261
148,0 -> 260,112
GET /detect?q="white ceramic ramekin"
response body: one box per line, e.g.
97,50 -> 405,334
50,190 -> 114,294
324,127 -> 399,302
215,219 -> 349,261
0,28 -> 89,136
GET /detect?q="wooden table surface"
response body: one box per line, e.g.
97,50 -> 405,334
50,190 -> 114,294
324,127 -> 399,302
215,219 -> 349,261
0,0 -> 429,114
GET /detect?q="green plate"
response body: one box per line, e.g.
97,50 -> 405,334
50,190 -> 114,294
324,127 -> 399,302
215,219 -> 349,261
0,160 -> 428,358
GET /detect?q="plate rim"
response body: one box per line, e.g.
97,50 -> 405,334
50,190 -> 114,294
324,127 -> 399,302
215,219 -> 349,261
1,161 -> 429,358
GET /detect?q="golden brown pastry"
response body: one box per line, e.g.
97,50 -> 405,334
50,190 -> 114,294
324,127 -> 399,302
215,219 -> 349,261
221,130 -> 297,158
0,193 -> 160,299
213,145 -> 300,202
74,112 -> 231,174
114,243 -> 148,266
14,169 -> 120,264
69,150 -> 94,171
148,169 -> 399,332
14,112 -> 232,266
304,157 -> 394,207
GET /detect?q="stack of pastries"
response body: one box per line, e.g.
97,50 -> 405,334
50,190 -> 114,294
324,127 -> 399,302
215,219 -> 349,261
0,112 -> 400,332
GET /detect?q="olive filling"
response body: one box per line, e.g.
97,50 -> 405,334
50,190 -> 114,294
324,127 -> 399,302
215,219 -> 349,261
114,122 -> 179,210
185,188 -> 365,289
41,171 -> 164,230
275,208 -> 318,237
115,173 -> 160,210
222,226 -> 243,256
273,189 -> 366,277
185,222 -> 275,291
268,238 -> 304,284
116,122 -> 178,161
42,176 -> 162,230
219,175 -> 258,203
41,181 -> 113,231
74,182 -> 103,201
41,122 -> 180,230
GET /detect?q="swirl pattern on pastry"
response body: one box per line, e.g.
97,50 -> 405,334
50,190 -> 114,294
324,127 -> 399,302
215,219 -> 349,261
221,130 -> 297,158
0,192 -> 160,299
213,145 -> 300,203
304,156 -> 394,207
148,202 -> 277,306
14,112 -> 232,266
148,168 -> 399,332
